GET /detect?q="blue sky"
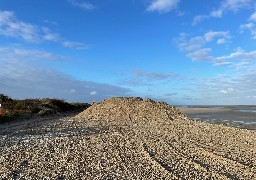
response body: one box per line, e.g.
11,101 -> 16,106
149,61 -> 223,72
1,0 -> 256,105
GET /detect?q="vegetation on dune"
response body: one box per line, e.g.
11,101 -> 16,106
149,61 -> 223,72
0,94 -> 90,123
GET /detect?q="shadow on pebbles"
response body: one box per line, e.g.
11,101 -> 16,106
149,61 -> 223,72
0,97 -> 255,179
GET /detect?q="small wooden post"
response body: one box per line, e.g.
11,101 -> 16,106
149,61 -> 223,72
0,104 -> 4,117
91,99 -> 96,105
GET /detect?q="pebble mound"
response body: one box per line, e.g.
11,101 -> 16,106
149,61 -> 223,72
0,97 -> 255,179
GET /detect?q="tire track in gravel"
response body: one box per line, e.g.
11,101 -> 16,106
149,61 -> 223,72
165,140 -> 253,179
148,125 -> 256,179
140,124 -> 255,180
142,143 -> 182,179
143,140 -> 227,179
188,138 -> 256,169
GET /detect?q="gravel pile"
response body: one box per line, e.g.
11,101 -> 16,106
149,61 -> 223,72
0,97 -> 255,179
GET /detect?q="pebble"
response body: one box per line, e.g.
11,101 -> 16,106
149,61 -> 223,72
0,97 -> 255,179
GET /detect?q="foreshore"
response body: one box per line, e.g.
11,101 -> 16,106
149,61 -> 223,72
178,106 -> 230,114
179,106 -> 256,130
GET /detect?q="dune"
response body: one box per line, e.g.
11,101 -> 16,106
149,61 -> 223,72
0,97 -> 255,179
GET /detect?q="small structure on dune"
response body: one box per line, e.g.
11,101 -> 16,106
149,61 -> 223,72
91,99 -> 97,106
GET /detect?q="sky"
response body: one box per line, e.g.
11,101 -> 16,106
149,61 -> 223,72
0,0 -> 256,105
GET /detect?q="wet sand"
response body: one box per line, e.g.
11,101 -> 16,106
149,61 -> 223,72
179,106 -> 256,130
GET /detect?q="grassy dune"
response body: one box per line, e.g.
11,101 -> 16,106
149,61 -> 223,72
0,94 -> 90,123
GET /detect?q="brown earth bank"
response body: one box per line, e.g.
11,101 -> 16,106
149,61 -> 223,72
0,97 -> 255,179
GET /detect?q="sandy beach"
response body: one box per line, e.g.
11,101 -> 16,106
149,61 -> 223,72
178,106 -> 231,114
0,98 -> 255,179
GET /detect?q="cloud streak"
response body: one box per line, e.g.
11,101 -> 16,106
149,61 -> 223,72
240,22 -> 256,39
219,88 -> 235,94
211,0 -> 252,18
67,0 -> 96,11
178,31 -> 256,72
118,70 -> 179,89
0,11 -> 87,49
147,0 -> 180,13
193,0 -> 253,25
249,11 -> 256,21
187,48 -> 212,61
0,11 -> 40,42
177,31 -> 230,61
133,70 -> 177,80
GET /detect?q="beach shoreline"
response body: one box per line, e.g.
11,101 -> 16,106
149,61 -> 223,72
178,106 -> 256,130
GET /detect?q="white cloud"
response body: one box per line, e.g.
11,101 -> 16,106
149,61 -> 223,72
215,48 -> 256,61
187,48 -> 212,61
247,95 -> 256,98
249,11 -> 256,21
220,90 -> 228,94
228,87 -> 235,92
164,92 -> 177,96
70,89 -> 76,93
43,33 -> 60,41
62,41 -> 88,50
177,31 -> 256,70
220,87 -> 235,94
0,11 -> 40,42
177,31 -> 230,62
223,0 -> 251,11
0,10 -> 86,50
219,88 -> 236,94
211,0 -> 252,18
0,46 -> 65,61
204,31 -> 230,42
178,36 -> 205,51
41,27 -> 60,42
193,0 -> 253,25
67,0 -> 96,11
192,15 -> 209,26
213,61 -> 233,66
147,0 -> 180,13
90,91 -> 97,95
118,70 -> 179,88
209,48 -> 256,68
210,10 -> 223,18
43,20 -> 59,27
133,70 -> 177,80
240,22 -> 256,39
217,38 -> 227,44
178,31 -> 230,51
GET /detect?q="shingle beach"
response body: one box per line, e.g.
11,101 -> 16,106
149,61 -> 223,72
0,97 -> 255,179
